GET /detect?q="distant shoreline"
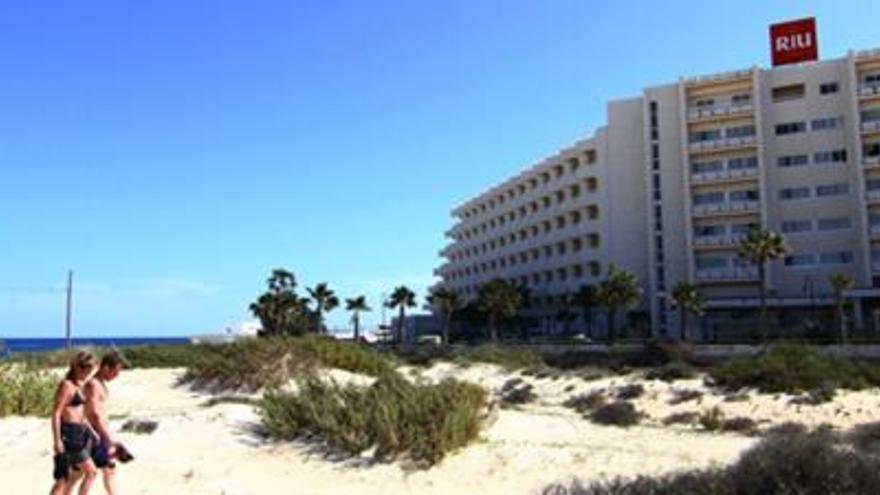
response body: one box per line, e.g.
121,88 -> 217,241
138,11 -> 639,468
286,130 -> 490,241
1,337 -> 190,354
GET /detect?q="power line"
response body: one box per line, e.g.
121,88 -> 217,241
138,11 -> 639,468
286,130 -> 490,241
0,286 -> 65,294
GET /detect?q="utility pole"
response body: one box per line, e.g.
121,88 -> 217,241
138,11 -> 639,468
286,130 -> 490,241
65,270 -> 73,349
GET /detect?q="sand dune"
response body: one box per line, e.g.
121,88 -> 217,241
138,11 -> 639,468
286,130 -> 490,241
4,364 -> 876,494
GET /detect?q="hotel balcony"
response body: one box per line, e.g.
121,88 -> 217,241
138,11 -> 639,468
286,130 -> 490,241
862,120 -> 880,135
688,136 -> 757,154
692,200 -> 760,218
695,267 -> 758,282
691,167 -> 759,185
869,225 -> 880,240
858,83 -> 880,99
872,261 -> 880,273
865,155 -> 880,170
687,104 -> 754,123
692,234 -> 746,249
866,189 -> 880,204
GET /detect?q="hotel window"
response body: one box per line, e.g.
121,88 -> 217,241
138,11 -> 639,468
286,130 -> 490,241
813,149 -> 848,164
694,224 -> 725,237
866,178 -> 880,191
557,242 -> 566,256
555,165 -> 564,178
696,257 -> 728,269
531,249 -> 539,261
520,252 -> 528,263
572,238 -> 583,251
572,265 -> 584,278
730,222 -> 758,235
819,82 -> 839,95
543,221 -> 551,233
772,83 -> 805,102
556,190 -> 565,204
544,271 -> 553,283
811,116 -> 844,131
570,210 -> 582,224
728,156 -> 758,170
817,217 -> 851,231
730,189 -> 759,202
820,251 -> 854,265
865,143 -> 880,158
570,184 -> 581,198
543,246 -> 553,257
784,254 -> 815,267
589,262 -> 601,276
542,196 -> 551,208
695,98 -> 714,109
585,177 -> 598,191
780,187 -> 811,200
693,160 -> 723,174
692,192 -> 723,205
586,205 -> 599,219
775,121 -> 807,135
862,108 -> 880,123
531,273 -> 540,284
689,129 -> 722,143
587,233 -> 600,248
732,93 -> 751,105
558,268 -> 567,281
726,125 -> 756,138
781,220 -> 812,233
778,154 -> 809,167
556,216 -> 566,229
569,157 -> 580,173
815,183 -> 849,197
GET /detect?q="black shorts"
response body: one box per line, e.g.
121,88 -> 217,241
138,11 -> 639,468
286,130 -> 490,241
54,423 -> 94,480
91,440 -> 116,469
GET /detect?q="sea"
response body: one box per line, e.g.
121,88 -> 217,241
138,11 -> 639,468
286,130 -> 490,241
0,337 -> 190,355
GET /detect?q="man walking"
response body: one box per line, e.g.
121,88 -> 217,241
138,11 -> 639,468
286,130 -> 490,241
84,352 -> 126,495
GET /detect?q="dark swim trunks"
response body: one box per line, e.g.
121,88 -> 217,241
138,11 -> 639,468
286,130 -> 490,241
53,422 -> 94,480
91,440 -> 116,469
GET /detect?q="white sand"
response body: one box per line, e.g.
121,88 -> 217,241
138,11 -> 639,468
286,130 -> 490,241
4,364 -> 877,494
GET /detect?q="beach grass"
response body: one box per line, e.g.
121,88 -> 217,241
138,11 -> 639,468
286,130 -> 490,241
259,372 -> 488,466
0,364 -> 56,418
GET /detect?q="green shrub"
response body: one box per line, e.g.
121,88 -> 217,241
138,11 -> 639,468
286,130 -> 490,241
846,422 -> 880,455
451,344 -> 542,370
590,401 -> 641,427
501,384 -> 537,407
668,389 -> 703,405
0,365 -> 56,418
615,384 -> 645,400
544,430 -> 880,494
182,336 -> 395,392
699,407 -> 724,432
259,373 -> 487,467
646,361 -> 697,382
721,417 -> 758,436
709,344 -> 880,394
122,344 -> 212,368
563,391 -> 606,414
663,411 -> 699,426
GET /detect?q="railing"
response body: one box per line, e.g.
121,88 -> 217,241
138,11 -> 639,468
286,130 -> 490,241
692,200 -> 760,217
688,104 -> 754,121
691,167 -> 759,184
865,155 -> 880,168
695,267 -> 758,281
693,234 -> 746,247
866,189 -> 880,202
869,225 -> 880,237
861,120 -> 880,133
689,135 -> 757,153
859,83 -> 880,97
872,262 -> 880,273
685,68 -> 752,85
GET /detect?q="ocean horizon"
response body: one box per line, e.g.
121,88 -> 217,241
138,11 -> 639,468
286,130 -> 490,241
0,337 -> 190,354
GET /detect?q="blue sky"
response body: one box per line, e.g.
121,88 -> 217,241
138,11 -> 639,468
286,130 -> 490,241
2,1 -> 878,337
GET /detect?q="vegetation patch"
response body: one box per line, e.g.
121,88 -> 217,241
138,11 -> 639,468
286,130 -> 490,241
450,344 -> 542,371
663,411 -> 699,426
563,391 -> 606,414
0,365 -> 56,418
500,383 -> 537,407
645,361 -> 697,382
668,389 -> 703,405
590,401 -> 641,427
543,429 -> 880,494
846,422 -> 880,455
259,373 -> 487,467
708,344 -> 880,394
182,336 -> 394,392
721,417 -> 759,436
615,384 -> 645,400
120,419 -> 159,435
200,395 -> 260,408
699,407 -> 724,432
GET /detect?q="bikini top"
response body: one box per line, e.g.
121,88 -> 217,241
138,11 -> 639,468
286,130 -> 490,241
67,381 -> 85,408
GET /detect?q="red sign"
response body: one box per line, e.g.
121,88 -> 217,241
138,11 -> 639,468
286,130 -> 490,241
770,18 -> 818,66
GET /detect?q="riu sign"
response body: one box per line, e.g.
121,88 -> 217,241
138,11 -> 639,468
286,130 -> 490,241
770,17 -> 818,66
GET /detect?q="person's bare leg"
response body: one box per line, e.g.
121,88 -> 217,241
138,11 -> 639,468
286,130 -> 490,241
50,478 -> 67,495
61,470 -> 83,495
77,461 -> 98,495
102,468 -> 117,495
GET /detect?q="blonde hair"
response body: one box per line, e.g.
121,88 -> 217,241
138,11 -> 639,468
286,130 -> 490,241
65,351 -> 96,381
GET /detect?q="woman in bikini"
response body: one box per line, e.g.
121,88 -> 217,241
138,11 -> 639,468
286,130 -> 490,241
50,351 -> 99,495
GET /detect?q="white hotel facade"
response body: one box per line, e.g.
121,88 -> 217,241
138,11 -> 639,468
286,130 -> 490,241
435,48 -> 880,341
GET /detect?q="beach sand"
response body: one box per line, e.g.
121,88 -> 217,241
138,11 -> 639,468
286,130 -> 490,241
4,364 -> 877,494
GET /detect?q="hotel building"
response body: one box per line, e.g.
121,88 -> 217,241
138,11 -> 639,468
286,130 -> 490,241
434,47 -> 880,341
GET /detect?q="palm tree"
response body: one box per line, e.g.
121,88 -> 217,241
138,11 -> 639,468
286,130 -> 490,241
386,286 -> 416,343
737,227 -> 788,343
574,284 -> 598,339
595,265 -> 642,344
249,268 -> 312,336
829,273 -> 855,345
308,283 -> 339,334
345,295 -> 371,341
477,279 -> 523,341
426,288 -> 462,345
671,281 -> 703,343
